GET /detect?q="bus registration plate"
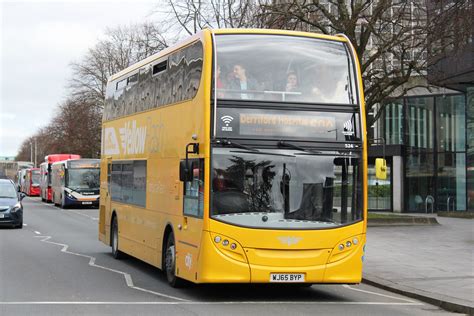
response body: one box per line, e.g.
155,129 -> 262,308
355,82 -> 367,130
82,202 -> 92,205
0,214 -> 4,218
270,273 -> 305,283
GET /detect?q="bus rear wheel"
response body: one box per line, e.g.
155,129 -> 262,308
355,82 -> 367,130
164,232 -> 186,288
111,216 -> 124,259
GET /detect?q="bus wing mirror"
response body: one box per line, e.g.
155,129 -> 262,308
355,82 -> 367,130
181,143 -> 199,182
375,158 -> 387,180
179,160 -> 192,182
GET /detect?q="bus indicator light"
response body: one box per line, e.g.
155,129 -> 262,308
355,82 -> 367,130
353,238 -> 359,245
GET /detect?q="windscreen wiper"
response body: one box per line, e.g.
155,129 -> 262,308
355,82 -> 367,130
278,140 -> 321,154
214,138 -> 260,152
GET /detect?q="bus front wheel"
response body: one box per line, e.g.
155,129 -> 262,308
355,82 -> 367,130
111,216 -> 125,259
164,232 -> 186,288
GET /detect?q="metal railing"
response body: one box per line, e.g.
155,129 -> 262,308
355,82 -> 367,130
425,195 -> 435,213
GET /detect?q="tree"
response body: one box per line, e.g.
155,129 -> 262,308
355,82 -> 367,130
15,97 -> 102,161
262,0 -> 432,125
69,23 -> 170,109
159,0 -> 271,38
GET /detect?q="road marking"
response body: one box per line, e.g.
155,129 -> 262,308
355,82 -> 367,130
23,224 -> 27,226
0,301 -> 424,306
33,235 -> 188,302
34,231 -> 41,235
45,203 -> 98,221
343,285 -> 417,303
67,209 -> 98,221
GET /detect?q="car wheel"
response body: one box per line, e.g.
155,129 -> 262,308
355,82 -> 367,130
111,216 -> 124,259
164,232 -> 186,288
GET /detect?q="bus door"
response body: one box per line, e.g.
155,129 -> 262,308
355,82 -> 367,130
99,157 -> 112,241
178,158 -> 204,282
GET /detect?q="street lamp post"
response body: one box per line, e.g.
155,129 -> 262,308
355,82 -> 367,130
34,138 -> 37,168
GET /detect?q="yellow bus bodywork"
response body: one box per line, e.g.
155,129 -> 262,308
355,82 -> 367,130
99,29 -> 367,284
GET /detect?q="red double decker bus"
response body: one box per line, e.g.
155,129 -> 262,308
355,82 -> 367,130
24,168 -> 40,196
40,154 -> 81,202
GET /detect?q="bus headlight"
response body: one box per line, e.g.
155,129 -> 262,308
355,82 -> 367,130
328,235 -> 363,264
65,191 -> 75,200
211,232 -> 247,263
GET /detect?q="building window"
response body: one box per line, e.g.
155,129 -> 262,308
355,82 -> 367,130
403,94 -> 467,212
384,100 -> 404,145
406,97 -> 434,149
437,153 -> 466,211
368,160 -> 392,211
436,95 -> 466,153
405,151 -> 435,212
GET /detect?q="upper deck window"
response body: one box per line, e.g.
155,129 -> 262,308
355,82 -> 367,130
215,34 -> 356,105
104,41 -> 203,122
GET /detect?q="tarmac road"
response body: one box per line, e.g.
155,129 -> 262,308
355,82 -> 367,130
0,197 -> 457,315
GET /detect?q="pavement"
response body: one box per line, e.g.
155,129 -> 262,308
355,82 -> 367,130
364,214 -> 474,314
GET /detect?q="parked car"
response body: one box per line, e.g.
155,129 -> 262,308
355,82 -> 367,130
0,179 -> 24,228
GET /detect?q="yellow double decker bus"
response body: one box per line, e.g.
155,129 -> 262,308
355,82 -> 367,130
99,29 -> 368,287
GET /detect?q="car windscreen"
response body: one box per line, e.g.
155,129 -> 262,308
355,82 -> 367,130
0,182 -> 18,198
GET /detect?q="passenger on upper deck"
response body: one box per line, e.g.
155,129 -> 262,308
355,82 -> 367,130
283,71 -> 303,101
228,63 -> 258,100
285,71 -> 299,92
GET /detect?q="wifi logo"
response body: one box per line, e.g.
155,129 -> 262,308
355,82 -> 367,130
221,115 -> 234,126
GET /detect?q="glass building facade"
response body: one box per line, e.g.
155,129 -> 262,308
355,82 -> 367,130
370,92 -> 471,212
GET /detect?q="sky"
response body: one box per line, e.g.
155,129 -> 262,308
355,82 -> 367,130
0,0 -> 160,157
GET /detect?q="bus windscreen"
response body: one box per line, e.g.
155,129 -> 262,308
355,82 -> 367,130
215,34 -> 356,105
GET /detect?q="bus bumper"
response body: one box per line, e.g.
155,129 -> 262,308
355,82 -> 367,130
198,231 -> 365,284
64,194 -> 99,208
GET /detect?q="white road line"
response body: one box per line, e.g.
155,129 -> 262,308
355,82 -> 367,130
44,203 -> 99,221
33,235 -> 188,302
343,285 -> 417,303
67,209 -> 98,221
0,301 -> 423,306
34,231 -> 41,235
23,224 -> 27,226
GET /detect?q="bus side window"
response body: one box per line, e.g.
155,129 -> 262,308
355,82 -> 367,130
183,159 -> 204,218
